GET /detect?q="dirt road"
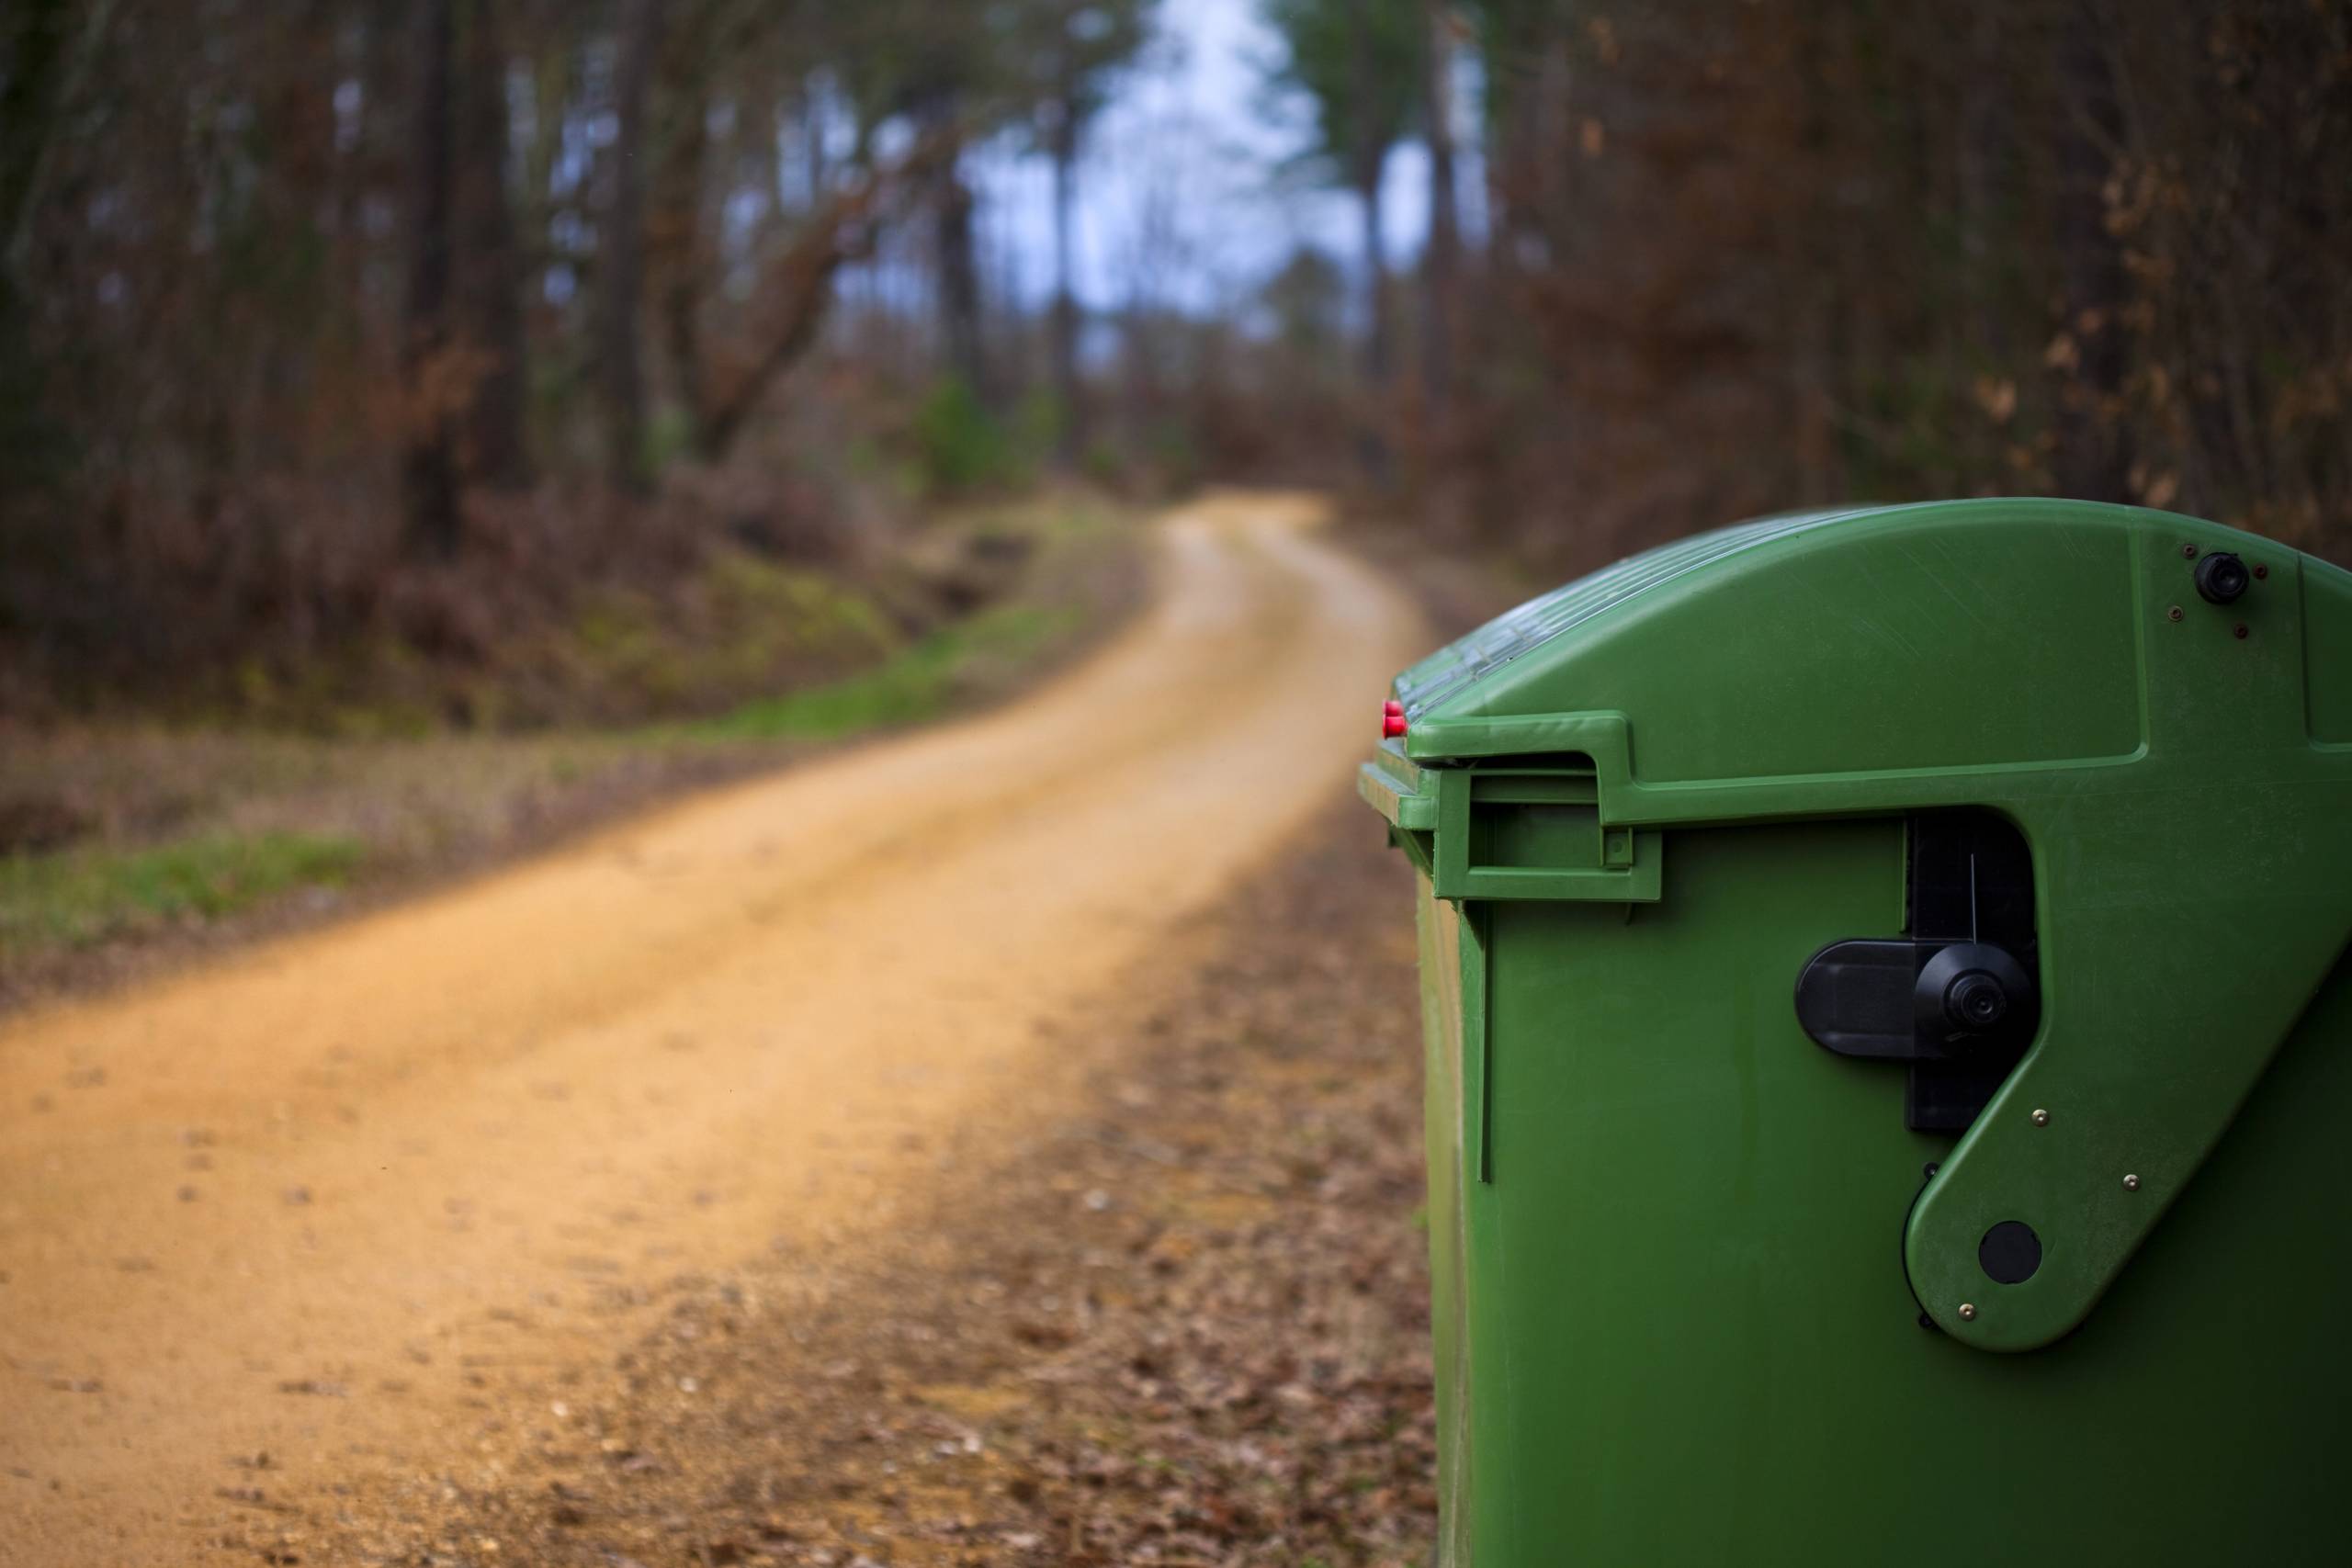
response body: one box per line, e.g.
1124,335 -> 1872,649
0,493 -> 1426,1565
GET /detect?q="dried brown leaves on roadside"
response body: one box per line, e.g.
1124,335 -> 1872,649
288,802 -> 1436,1568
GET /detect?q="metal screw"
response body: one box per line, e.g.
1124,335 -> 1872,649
2233,623 -> 2250,639
2254,563 -> 2270,580
2031,1108 -> 2050,1126
1959,1303 -> 1978,1321
2123,1173 -> 2142,1191
2181,543 -> 2199,558
2166,605 -> 2184,622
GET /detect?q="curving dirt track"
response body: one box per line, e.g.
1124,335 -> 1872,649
0,493 -> 1426,1565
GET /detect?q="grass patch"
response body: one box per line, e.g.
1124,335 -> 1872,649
683,601 -> 1079,742
0,831 -> 367,952
0,493 -> 1141,998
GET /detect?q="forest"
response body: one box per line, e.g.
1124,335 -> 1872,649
3,0 -> 2348,717
5,9 -> 2352,1561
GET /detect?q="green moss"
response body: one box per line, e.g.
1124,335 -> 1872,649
0,831 -> 367,952
684,601 -> 1076,742
702,552 -> 899,660
555,556 -> 905,720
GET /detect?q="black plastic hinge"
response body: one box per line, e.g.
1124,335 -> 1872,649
1792,811 -> 2041,1133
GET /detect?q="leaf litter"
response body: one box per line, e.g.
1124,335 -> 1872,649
276,799 -> 1438,1567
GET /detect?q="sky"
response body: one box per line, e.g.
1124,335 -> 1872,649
976,0 -> 1448,318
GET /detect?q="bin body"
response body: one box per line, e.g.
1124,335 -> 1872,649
1364,500 -> 2352,1565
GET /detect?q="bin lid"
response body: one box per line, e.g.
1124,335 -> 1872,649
1395,507 -> 1854,717
1370,495 -> 2352,1359
1391,497 -> 2352,781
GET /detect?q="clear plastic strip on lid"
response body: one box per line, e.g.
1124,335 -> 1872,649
1394,509 -> 1867,716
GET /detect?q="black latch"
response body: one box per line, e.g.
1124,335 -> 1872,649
1793,811 -> 2041,1132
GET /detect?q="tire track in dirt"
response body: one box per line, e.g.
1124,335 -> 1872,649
0,492 -> 1426,1565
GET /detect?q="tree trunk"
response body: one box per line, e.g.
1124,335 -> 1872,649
1048,101 -> 1083,466
596,0 -> 664,495
1,0 -> 115,491
456,0 -> 530,489
2,0 -> 117,278
1349,0 -> 1390,479
652,60 -> 710,451
334,2 -> 396,327
1472,1 -> 1535,286
2053,2 -> 2129,502
1787,5 -> 1840,507
0,0 -> 69,494
1357,158 -> 1389,465
401,0 -> 462,560
1419,0 -> 1458,423
935,144 -> 989,406
1955,6 -> 2009,365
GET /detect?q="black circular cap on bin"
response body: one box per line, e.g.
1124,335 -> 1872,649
1945,971 -> 2009,1032
1980,1220 -> 2042,1285
1916,942 -> 2036,1048
2195,551 -> 2251,604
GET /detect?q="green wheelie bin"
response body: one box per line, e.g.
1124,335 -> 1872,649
1359,499 -> 2352,1565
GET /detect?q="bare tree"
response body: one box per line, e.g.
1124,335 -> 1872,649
401,0 -> 462,558
1419,0 -> 1460,421
650,29 -> 712,453
1025,0 -> 1150,466
457,0 -> 531,489
0,0 -> 87,486
596,0 -> 666,495
934,137 -> 989,405
2052,1 -> 2129,502
1347,0 -> 1390,457
1265,0 -> 1419,478
1046,90 -> 1085,462
693,130 -> 960,462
